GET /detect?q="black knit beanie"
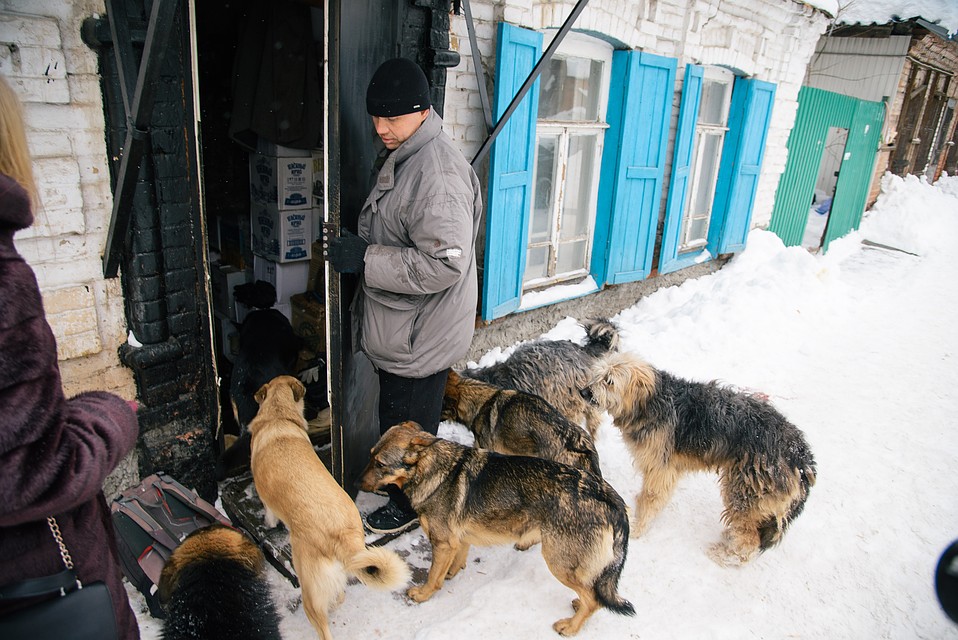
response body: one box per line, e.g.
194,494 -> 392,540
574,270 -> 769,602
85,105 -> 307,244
366,58 -> 431,117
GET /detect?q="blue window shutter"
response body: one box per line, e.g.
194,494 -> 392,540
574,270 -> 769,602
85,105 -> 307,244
594,51 -> 676,286
481,23 -> 542,321
658,64 -> 704,275
709,77 -> 776,254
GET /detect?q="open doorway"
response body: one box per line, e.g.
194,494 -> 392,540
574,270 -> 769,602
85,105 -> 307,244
193,0 -> 330,581
803,126 -> 848,251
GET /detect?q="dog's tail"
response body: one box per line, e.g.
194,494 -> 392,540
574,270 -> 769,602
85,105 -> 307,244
758,461 -> 817,551
581,318 -> 619,356
345,546 -> 411,590
593,517 -> 635,617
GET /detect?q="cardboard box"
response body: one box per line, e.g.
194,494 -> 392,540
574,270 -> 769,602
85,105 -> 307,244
249,153 -> 312,210
253,255 -> 309,308
250,202 -> 313,263
210,262 -> 249,322
215,313 -> 239,362
255,139 -> 312,158
217,211 -> 252,270
291,292 -> 326,352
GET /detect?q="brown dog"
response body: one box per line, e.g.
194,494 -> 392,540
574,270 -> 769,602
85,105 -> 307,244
249,375 -> 410,640
442,370 -> 602,477
359,421 -> 634,636
581,352 -> 817,565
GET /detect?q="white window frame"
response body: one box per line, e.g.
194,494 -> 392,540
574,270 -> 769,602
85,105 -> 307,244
680,65 -> 734,252
524,31 -> 612,291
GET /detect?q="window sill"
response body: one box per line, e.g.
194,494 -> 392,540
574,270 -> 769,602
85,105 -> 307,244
517,275 -> 600,312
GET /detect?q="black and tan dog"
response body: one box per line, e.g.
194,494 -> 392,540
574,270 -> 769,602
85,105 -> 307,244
580,352 -> 817,566
158,524 -> 281,640
442,370 -> 603,478
359,421 -> 634,636
461,318 -> 618,437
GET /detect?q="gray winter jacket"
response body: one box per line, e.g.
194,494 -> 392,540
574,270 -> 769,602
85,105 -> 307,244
356,108 -> 483,377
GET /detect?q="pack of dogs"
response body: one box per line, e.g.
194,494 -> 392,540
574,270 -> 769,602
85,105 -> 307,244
160,318 -> 817,638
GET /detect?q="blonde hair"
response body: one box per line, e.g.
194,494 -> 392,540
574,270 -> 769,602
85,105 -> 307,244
0,74 -> 38,206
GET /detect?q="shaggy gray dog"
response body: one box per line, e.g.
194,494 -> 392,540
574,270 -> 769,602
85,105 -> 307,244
462,318 -> 618,437
581,351 -> 817,566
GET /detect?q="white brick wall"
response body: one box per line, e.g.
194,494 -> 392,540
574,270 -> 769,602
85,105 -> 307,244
443,0 -> 831,233
1,0 -> 134,399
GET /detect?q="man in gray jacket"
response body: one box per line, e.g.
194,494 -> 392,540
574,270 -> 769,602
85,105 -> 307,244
325,58 -> 483,534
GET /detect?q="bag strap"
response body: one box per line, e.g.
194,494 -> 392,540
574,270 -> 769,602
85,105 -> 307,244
152,472 -> 230,527
0,569 -> 77,600
0,517 -> 81,601
112,498 -> 181,552
46,517 -> 74,572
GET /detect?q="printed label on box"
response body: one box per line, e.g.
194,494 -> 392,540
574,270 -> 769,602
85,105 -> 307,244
249,154 -> 312,210
250,202 -> 313,263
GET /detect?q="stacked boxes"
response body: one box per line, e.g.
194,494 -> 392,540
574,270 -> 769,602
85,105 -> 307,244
249,142 -> 314,263
238,140 -> 324,354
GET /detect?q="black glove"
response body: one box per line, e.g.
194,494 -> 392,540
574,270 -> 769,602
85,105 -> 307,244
324,228 -> 369,274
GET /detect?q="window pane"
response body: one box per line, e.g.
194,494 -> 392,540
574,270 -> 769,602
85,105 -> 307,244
556,239 -> 587,275
524,245 -> 549,281
691,133 -> 721,216
531,135 -> 558,244
683,131 -> 723,249
699,79 -> 730,126
538,56 -> 603,121
560,134 -> 597,240
687,216 -> 708,243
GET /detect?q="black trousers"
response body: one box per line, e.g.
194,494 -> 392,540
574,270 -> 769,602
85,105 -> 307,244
377,368 -> 450,436
376,367 -> 450,512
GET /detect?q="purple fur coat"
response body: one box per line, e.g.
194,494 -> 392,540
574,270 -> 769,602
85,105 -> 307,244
0,174 -> 140,638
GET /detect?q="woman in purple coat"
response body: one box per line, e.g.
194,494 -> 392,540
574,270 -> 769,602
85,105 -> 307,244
0,75 -> 141,638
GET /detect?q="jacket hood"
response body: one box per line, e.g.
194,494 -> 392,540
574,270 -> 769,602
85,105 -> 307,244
0,173 -> 34,232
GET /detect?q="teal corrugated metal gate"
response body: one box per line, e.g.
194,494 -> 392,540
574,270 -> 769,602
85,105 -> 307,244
769,87 -> 885,251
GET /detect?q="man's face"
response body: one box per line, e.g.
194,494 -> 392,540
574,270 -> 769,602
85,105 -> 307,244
372,109 -> 429,150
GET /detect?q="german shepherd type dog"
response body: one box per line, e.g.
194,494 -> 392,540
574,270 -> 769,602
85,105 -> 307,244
441,370 -> 603,478
359,421 -> 634,636
158,524 -> 282,640
580,352 -> 817,566
249,375 -> 410,640
461,318 -> 618,437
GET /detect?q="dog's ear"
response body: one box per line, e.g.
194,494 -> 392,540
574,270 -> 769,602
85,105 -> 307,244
400,449 -> 420,466
254,383 -> 270,404
409,434 -> 434,447
288,376 -> 306,402
395,420 -> 422,433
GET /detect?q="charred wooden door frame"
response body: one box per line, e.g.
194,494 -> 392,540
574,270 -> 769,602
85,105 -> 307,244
101,0 -> 178,278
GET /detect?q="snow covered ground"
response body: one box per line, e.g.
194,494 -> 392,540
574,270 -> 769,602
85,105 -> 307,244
132,172 -> 958,638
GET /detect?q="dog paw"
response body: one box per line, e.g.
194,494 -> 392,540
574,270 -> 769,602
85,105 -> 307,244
629,520 -> 648,539
552,617 -> 581,636
407,585 -> 435,603
707,542 -> 752,567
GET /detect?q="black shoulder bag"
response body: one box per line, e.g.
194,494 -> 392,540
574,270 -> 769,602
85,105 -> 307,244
0,517 -> 119,640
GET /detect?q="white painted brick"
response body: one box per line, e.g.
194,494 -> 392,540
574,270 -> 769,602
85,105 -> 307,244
474,21 -> 495,42
0,14 -> 60,46
5,0 -> 87,23
503,7 -> 524,25
470,2 -> 495,22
